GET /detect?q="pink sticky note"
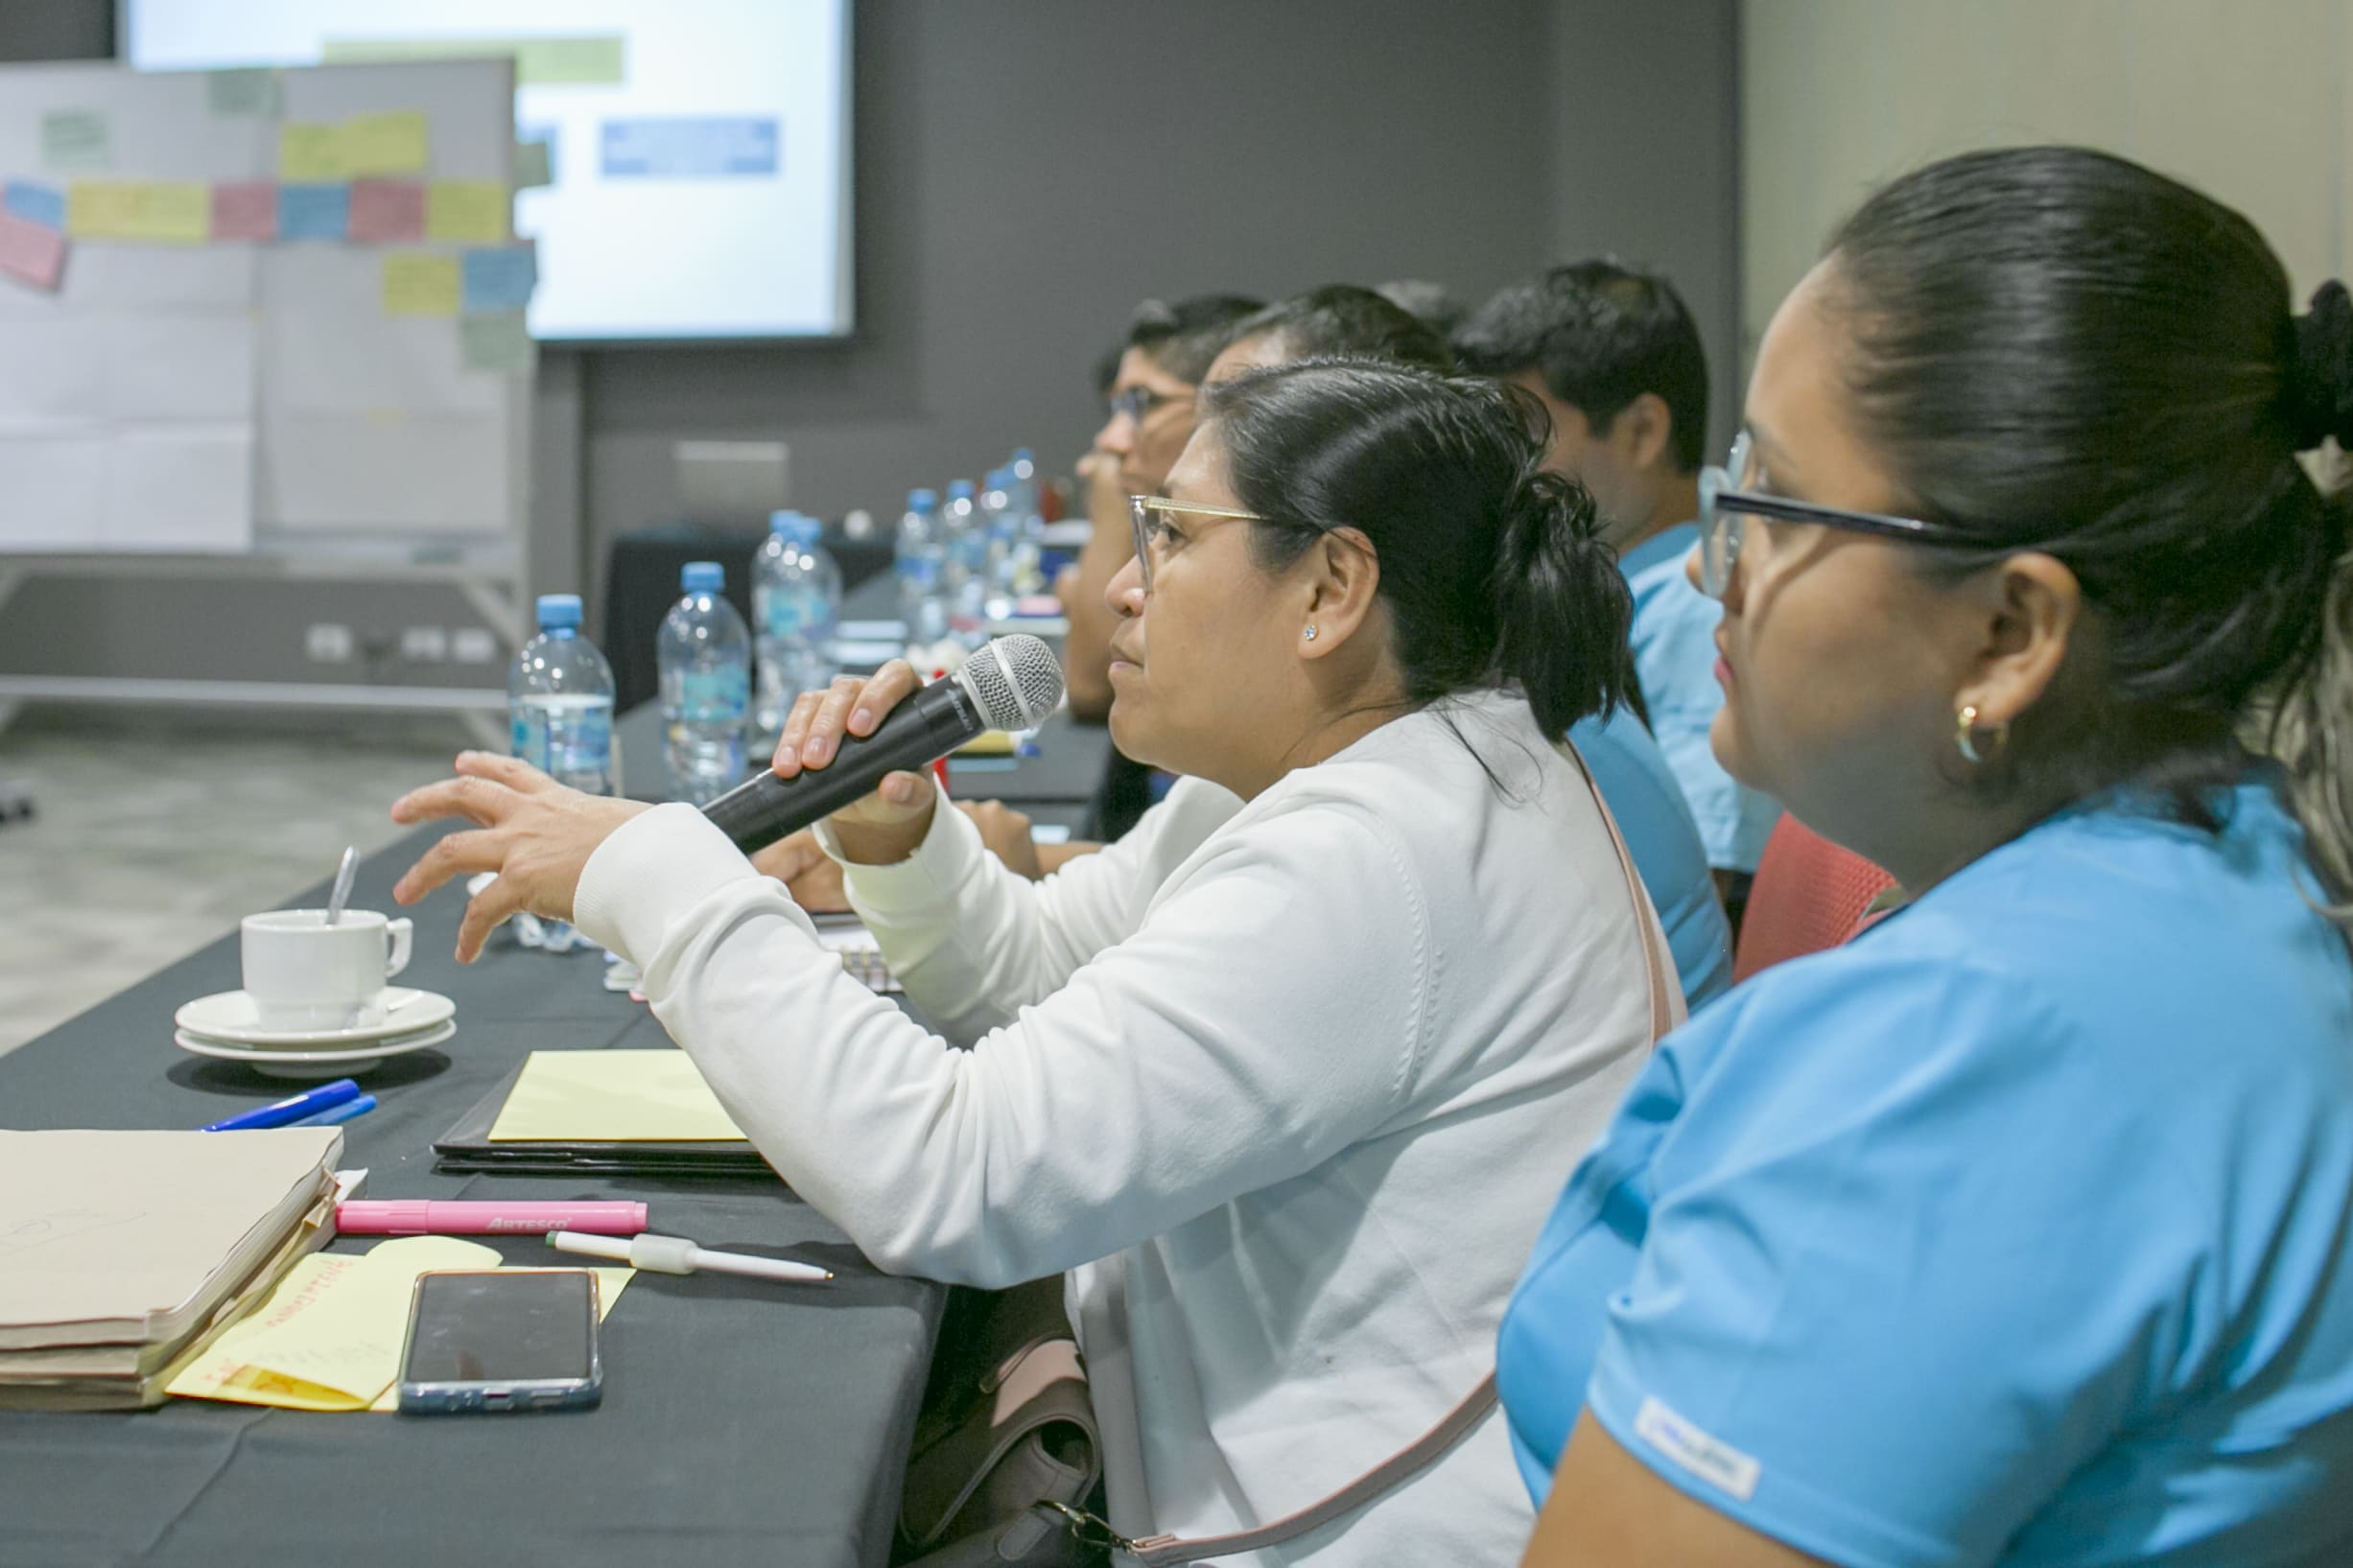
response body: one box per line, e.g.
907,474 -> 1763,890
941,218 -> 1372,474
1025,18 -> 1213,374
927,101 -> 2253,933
211,181 -> 277,242
348,179 -> 425,244
0,211 -> 65,291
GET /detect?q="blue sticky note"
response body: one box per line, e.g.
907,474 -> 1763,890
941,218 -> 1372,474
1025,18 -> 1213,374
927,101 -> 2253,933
3,181 -> 65,231
278,182 -> 349,241
600,117 -> 778,178
461,246 -> 537,312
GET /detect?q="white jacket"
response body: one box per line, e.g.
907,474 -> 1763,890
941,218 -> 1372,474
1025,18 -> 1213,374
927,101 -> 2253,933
573,690 -> 1661,1566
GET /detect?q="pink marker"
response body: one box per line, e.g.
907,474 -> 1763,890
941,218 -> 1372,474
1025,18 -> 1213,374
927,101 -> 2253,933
334,1200 -> 649,1237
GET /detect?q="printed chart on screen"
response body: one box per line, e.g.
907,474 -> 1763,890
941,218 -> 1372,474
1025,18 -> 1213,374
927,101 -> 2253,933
124,0 -> 854,341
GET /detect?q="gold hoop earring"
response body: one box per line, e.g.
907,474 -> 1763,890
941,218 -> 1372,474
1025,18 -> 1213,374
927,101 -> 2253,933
1303,625 -> 1318,643
1956,702 -> 2009,764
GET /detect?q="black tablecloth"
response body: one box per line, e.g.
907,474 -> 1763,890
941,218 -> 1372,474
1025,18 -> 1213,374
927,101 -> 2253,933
601,519 -> 895,714
0,829 -> 943,1568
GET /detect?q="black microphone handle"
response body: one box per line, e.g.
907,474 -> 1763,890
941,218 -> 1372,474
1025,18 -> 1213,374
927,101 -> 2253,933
701,676 -> 984,853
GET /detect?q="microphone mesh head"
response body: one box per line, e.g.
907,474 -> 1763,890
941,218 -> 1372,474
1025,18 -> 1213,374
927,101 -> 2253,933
958,635 -> 1064,729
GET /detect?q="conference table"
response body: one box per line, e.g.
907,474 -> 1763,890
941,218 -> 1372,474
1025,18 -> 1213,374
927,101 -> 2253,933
0,635 -> 1118,1564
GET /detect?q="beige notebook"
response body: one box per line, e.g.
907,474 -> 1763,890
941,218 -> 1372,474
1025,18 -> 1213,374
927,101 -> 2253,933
0,1128 -> 341,1352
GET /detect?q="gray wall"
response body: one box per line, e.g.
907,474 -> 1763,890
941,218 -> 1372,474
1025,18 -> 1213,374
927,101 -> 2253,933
0,0 -> 1737,691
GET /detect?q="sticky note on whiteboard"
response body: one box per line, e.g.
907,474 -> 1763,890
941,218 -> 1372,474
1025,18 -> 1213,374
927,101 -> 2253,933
3,182 -> 65,232
207,69 -> 281,118
341,112 -> 429,177
460,246 -> 536,312
280,123 -> 343,182
277,184 -> 349,242
42,109 -> 109,174
211,182 -> 277,242
425,181 -> 507,244
0,212 -> 65,291
348,180 -> 425,244
459,313 -> 535,374
382,253 -> 460,316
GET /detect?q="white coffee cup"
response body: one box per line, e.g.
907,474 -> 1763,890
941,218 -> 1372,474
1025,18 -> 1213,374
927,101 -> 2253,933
240,909 -> 413,1033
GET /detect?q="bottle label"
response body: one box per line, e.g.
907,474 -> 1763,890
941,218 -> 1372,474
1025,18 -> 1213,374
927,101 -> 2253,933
765,596 -> 806,639
680,667 -> 749,721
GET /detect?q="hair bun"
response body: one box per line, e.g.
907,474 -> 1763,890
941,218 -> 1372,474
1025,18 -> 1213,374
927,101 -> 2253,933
2288,280 -> 2353,450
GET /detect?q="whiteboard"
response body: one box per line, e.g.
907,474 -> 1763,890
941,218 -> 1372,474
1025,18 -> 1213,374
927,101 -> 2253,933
0,59 -> 529,555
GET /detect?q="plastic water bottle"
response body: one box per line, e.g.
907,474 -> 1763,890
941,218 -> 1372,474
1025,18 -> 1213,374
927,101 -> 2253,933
977,469 -> 1020,614
1004,450 -> 1047,594
942,479 -> 987,642
896,487 -> 948,644
508,594 -> 613,952
657,561 -> 751,806
752,511 -> 844,752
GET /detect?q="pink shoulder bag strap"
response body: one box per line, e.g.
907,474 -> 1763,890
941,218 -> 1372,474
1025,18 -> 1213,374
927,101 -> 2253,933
1086,739 -> 1678,1565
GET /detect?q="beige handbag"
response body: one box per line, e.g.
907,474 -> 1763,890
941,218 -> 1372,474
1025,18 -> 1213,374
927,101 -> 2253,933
904,739 -> 1679,1566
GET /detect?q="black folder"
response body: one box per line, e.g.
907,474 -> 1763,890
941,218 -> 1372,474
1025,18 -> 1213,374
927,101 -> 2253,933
432,1059 -> 779,1179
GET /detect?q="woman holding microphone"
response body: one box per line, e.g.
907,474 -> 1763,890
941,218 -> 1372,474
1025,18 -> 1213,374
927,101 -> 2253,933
391,362 -> 1671,1565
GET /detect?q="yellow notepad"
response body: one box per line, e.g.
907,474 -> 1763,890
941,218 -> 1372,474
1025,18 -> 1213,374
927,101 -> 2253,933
164,1235 -> 629,1413
488,1050 -> 746,1143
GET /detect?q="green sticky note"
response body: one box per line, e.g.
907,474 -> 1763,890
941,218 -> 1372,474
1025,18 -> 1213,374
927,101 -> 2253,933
207,69 -> 281,117
459,312 -> 535,375
42,109 -> 110,174
513,139 -> 553,190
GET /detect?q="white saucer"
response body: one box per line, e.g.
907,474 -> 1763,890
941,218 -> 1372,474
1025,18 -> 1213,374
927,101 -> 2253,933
174,1018 -> 457,1080
175,987 -> 456,1047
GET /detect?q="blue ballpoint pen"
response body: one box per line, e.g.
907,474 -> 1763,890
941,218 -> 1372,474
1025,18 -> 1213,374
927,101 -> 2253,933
200,1077 -> 362,1132
287,1093 -> 377,1129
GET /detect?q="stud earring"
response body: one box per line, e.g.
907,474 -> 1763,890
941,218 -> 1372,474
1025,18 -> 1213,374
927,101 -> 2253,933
1303,625 -> 1319,642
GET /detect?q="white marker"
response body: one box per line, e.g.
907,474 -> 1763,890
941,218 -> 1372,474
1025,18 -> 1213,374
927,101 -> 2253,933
547,1229 -> 834,1284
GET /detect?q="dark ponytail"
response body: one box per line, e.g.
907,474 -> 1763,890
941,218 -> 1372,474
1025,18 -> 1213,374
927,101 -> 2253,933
1491,421 -> 1636,737
1198,359 -> 1634,737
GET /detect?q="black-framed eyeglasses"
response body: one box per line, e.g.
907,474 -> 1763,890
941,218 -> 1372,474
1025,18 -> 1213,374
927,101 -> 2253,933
1108,385 -> 1193,428
1696,432 -> 1987,599
1127,494 -> 1335,594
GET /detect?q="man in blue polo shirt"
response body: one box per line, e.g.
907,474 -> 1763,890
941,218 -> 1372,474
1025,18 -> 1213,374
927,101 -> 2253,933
1457,262 -> 1780,924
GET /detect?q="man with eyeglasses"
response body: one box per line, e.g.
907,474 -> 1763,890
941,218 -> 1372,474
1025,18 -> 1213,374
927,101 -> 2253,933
1456,261 -> 1781,927
1055,294 -> 1261,844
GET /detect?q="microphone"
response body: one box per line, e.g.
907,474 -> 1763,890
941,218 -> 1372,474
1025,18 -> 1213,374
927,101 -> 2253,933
700,634 -> 1065,854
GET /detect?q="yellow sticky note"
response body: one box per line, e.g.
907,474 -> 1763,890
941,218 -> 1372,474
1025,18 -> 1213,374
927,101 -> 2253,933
382,252 -> 461,316
280,122 -> 344,181
489,1049 -> 747,1142
165,1236 -> 630,1414
341,110 -> 429,176
425,180 -> 507,244
65,181 -> 141,238
64,182 -> 206,244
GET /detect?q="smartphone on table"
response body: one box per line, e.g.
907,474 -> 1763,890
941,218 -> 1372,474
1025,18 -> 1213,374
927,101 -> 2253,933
396,1269 -> 602,1415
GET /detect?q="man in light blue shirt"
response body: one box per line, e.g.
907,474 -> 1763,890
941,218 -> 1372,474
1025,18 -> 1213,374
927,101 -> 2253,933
1457,262 -> 1780,911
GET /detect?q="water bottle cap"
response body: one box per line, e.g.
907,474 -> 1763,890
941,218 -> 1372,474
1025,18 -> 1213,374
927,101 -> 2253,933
908,487 -> 939,511
534,593 -> 582,630
682,561 -> 724,593
948,480 -> 976,501
768,509 -> 800,536
985,467 -> 1009,488
789,514 -> 824,546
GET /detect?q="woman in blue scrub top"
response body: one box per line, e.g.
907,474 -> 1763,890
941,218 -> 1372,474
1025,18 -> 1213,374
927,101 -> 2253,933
1499,147 -> 2353,1567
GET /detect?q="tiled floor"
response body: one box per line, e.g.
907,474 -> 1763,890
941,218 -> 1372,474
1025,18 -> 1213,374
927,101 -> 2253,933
0,711 -> 471,1057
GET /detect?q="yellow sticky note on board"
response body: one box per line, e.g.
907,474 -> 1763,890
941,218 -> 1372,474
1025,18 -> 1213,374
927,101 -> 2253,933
65,181 -> 140,238
425,180 -> 507,244
489,1049 -> 746,1142
382,252 -> 460,316
279,122 -> 344,181
341,111 -> 429,176
65,182 -> 207,243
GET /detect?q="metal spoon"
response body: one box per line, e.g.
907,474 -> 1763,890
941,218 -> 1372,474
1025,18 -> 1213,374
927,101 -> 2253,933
323,846 -> 359,926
